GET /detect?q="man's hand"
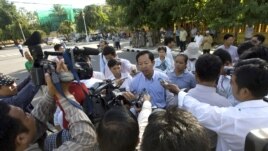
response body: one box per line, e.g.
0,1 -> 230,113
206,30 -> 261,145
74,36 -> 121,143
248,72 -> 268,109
142,93 -> 151,102
162,83 -> 180,94
45,60 -> 72,98
122,91 -> 136,101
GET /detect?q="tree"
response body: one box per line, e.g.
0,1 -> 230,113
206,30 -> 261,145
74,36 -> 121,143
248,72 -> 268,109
75,5 -> 109,33
58,20 -> 74,41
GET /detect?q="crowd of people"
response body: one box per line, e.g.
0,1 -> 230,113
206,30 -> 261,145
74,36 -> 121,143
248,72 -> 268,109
0,30 -> 268,151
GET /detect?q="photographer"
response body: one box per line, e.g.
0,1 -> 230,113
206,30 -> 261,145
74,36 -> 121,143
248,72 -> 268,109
0,61 -> 98,151
0,73 -> 39,112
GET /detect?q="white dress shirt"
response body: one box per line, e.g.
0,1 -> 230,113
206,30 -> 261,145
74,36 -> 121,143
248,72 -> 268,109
107,72 -> 132,91
104,58 -> 134,79
165,46 -> 175,70
178,91 -> 268,151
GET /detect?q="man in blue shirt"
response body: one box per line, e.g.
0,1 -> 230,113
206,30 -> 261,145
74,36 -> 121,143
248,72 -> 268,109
129,51 -> 175,108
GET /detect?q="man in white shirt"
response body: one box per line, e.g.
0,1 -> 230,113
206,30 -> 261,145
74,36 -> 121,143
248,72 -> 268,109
179,26 -> 188,52
164,37 -> 175,70
165,58 -> 268,151
187,54 -> 231,150
217,34 -> 239,63
107,59 -> 132,91
102,46 -> 136,79
194,31 -> 203,47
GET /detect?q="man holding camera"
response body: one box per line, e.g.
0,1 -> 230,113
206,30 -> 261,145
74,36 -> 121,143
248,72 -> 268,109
0,73 -> 39,112
0,61 -> 98,151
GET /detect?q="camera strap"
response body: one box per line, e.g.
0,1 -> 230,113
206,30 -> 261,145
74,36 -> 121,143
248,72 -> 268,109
62,51 -> 93,112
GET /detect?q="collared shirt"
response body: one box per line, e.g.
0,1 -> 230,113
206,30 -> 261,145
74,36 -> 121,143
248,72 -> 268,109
165,46 -> 175,70
130,71 -> 175,108
194,35 -> 204,47
99,53 -> 107,74
104,58 -> 134,79
30,93 -> 99,151
154,57 -> 173,74
107,72 -> 132,91
178,91 -> 268,151
167,70 -> 196,89
188,84 -> 231,149
217,45 -> 239,63
216,75 -> 240,106
180,30 -> 188,41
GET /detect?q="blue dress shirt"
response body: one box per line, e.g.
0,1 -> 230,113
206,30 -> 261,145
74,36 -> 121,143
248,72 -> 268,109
130,70 -> 175,108
167,70 -> 196,89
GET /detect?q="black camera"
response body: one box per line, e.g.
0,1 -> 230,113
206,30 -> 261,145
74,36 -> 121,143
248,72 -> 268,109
223,66 -> 234,76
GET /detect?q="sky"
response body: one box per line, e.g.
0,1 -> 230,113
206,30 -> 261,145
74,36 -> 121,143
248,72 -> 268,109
8,0 -> 106,11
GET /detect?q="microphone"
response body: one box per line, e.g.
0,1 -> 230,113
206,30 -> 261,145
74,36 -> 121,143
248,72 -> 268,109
73,47 -> 100,55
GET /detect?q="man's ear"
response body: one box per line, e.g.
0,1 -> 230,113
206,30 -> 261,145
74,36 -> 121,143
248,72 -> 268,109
16,133 -> 30,147
239,88 -> 253,100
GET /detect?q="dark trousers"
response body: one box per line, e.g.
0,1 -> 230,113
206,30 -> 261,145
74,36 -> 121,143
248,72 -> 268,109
176,36 -> 180,47
180,41 -> 186,52
19,49 -> 24,57
115,42 -> 121,50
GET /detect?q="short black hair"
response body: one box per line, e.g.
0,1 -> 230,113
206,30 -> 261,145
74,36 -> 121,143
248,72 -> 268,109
234,58 -> 268,98
195,54 -> 222,82
253,34 -> 265,44
157,46 -> 167,53
54,44 -> 63,51
0,103 -> 29,151
108,59 -> 121,68
97,107 -> 139,151
164,37 -> 175,46
237,41 -> 255,56
213,49 -> 232,65
136,50 -> 154,62
141,107 -> 209,151
223,34 -> 234,40
239,46 -> 268,62
175,54 -> 188,64
103,46 -> 116,56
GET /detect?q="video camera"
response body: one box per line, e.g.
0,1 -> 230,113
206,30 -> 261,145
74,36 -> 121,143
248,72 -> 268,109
223,66 -> 234,76
24,31 -> 99,86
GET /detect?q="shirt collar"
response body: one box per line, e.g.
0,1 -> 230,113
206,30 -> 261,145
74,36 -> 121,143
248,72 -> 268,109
194,84 -> 216,92
235,99 -> 268,109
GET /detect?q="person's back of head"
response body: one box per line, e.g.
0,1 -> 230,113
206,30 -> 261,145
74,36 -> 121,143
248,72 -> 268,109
102,46 -> 116,56
0,102 -> 29,151
195,54 -> 222,82
54,44 -> 63,51
141,107 -> 209,151
97,107 -> 139,151
108,59 -> 121,69
164,37 -> 174,46
237,41 -> 255,56
234,58 -> 268,99
213,49 -> 232,65
239,46 -> 268,63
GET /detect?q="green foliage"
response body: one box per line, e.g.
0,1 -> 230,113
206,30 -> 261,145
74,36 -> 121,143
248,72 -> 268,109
58,20 -> 74,40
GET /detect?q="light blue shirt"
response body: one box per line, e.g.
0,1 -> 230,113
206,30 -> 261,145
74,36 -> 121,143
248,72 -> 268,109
130,71 -> 175,108
167,70 -> 196,89
216,75 -> 240,106
154,57 -> 173,73
217,45 -> 239,63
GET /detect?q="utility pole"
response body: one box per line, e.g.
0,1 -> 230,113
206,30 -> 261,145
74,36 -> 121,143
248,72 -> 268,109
18,23 -> 26,41
82,10 -> 89,42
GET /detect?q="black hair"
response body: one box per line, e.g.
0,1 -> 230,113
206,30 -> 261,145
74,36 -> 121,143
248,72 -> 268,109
175,54 -> 188,64
100,40 -> 109,45
136,50 -> 154,62
253,34 -> 265,44
164,37 -> 175,46
141,107 -> 209,151
234,58 -> 268,98
195,54 -> 222,82
108,59 -> 121,68
97,107 -> 139,151
0,102 -> 29,151
213,48 -> 232,65
157,46 -> 167,53
102,46 -> 116,56
223,34 -> 234,40
54,44 -> 63,51
237,41 -> 255,56
239,46 -> 268,62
